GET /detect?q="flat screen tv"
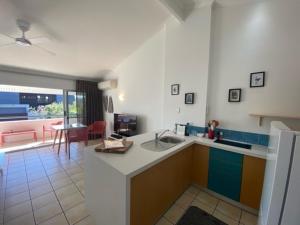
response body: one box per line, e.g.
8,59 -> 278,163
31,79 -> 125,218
114,113 -> 137,137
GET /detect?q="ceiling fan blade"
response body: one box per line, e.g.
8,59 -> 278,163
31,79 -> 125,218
30,36 -> 51,44
0,42 -> 15,48
0,33 -> 15,40
33,44 -> 56,56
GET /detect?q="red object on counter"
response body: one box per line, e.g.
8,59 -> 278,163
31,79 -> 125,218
208,129 -> 215,139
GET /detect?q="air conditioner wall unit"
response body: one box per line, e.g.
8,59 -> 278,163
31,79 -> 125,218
98,79 -> 118,90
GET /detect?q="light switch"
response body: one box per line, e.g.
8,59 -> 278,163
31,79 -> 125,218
176,107 -> 180,113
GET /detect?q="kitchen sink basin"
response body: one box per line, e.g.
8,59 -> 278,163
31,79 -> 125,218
141,136 -> 185,152
159,136 -> 185,144
214,139 -> 251,149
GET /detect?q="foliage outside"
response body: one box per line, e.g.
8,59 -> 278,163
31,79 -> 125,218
28,102 -> 77,119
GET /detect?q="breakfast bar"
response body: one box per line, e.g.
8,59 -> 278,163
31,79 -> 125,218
85,132 -> 267,225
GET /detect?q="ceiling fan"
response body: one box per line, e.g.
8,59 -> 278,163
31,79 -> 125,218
0,19 -> 56,56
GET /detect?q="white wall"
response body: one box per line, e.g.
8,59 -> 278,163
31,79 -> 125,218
104,5 -> 213,135
208,0 -> 300,133
163,5 -> 212,129
104,30 -> 165,135
105,0 -> 300,135
0,70 -> 76,90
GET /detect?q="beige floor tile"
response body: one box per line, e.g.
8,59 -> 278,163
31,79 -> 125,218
4,212 -> 35,225
216,201 -> 241,222
80,189 -> 85,197
39,213 -> 69,225
30,183 -> 53,199
34,201 -> 62,224
240,211 -> 258,225
5,183 -> 28,197
155,217 -> 173,225
6,178 -> 27,188
75,180 -> 85,191
45,167 -> 64,176
29,177 -> 50,189
74,215 -> 95,225
164,204 -> 185,224
213,210 -> 239,225
49,173 -> 69,182
4,200 -> 32,223
184,185 -> 200,197
191,199 -> 214,214
32,192 -> 58,211
51,177 -> 73,190
65,203 -> 89,225
70,172 -> 84,182
26,163 -> 44,170
5,191 -> 30,208
6,173 -> 27,182
66,167 -> 83,176
175,193 -> 194,210
195,191 -> 218,208
59,192 -> 84,211
27,172 -> 46,182
55,184 -> 79,201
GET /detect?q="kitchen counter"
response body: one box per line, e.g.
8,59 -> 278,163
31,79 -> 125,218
85,131 -> 268,225
85,131 -> 267,178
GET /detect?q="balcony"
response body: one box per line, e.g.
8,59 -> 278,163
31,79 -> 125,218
0,118 -> 64,153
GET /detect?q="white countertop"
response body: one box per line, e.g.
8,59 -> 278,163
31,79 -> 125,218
85,132 -> 268,178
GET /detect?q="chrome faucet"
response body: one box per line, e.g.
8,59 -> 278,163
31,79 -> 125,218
155,129 -> 170,141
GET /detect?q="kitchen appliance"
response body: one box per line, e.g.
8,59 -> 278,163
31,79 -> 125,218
259,121 -> 300,225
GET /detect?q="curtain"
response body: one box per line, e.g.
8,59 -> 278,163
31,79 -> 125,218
76,80 -> 103,126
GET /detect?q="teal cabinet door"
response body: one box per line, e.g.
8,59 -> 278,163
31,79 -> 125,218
208,148 -> 243,201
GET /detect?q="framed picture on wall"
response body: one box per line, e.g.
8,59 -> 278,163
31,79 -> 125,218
171,84 -> 180,95
228,89 -> 241,102
185,93 -> 194,104
250,71 -> 265,87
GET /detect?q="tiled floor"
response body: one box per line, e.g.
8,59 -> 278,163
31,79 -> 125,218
0,143 -> 92,225
0,139 -> 55,154
156,185 -> 258,225
0,143 -> 258,225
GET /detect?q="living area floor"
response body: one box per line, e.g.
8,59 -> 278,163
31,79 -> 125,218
0,144 -> 258,225
0,144 -> 91,225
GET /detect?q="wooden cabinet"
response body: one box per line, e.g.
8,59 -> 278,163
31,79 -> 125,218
192,144 -> 209,188
130,144 -> 266,225
240,155 -> 266,209
130,146 -> 193,225
208,148 -> 244,201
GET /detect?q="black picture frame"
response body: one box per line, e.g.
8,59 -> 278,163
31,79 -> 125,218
185,93 -> 194,104
228,89 -> 241,102
171,84 -> 180,95
250,71 -> 265,88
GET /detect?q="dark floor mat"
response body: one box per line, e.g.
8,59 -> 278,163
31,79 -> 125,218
176,206 -> 228,225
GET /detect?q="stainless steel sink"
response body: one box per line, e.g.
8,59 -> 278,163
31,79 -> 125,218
141,136 -> 185,152
159,136 -> 185,144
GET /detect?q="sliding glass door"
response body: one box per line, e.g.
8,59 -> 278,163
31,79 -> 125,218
63,90 -> 86,125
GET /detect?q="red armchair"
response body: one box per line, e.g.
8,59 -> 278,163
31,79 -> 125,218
43,121 -> 63,143
88,121 -> 106,139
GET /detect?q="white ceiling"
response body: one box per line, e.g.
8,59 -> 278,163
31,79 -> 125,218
0,0 -> 264,79
0,0 -> 169,79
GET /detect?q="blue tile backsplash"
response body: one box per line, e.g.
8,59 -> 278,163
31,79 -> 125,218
187,125 -> 269,147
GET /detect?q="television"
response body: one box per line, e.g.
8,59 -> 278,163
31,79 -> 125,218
114,113 -> 137,137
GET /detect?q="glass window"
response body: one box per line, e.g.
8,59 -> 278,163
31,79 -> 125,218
0,85 -> 64,121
